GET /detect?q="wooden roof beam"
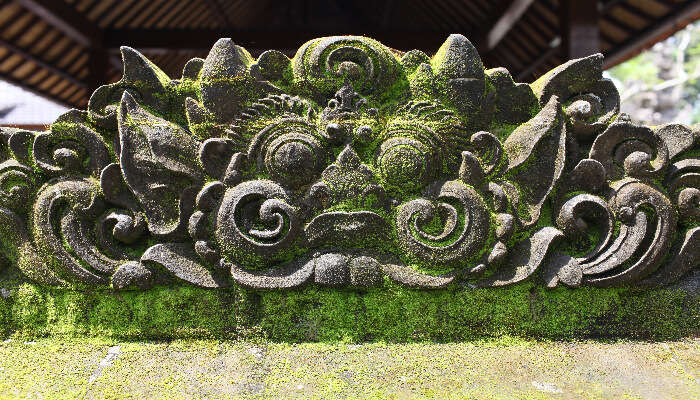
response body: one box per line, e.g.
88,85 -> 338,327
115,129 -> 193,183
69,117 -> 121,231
516,37 -> 561,81
615,1 -> 652,23
560,0 -> 600,60
102,29 -> 468,54
483,0 -> 536,51
0,36 -> 87,89
14,1 -> 112,94
204,0 -> 233,29
600,0 -> 626,13
15,0 -> 103,47
603,0 -> 700,68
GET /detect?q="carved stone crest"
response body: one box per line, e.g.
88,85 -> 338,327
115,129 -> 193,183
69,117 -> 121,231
0,35 -> 697,290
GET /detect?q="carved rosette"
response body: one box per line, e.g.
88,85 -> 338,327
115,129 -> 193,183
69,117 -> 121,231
0,35 -> 697,291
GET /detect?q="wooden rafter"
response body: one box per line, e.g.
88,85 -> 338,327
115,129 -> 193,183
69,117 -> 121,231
560,0 -> 600,59
155,1 -> 190,28
102,29 -> 470,53
616,1 -> 652,23
447,0 -> 480,28
604,0 -> 700,68
14,0 -> 102,46
462,0 -> 487,21
202,0 -> 232,28
485,0 -> 536,51
516,38 -> 561,81
0,36 -> 87,89
601,0 -> 626,13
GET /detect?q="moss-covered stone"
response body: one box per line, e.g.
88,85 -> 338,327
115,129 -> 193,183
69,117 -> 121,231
1,279 -> 697,341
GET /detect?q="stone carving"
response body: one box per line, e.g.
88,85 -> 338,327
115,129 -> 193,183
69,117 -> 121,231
0,34 -> 698,291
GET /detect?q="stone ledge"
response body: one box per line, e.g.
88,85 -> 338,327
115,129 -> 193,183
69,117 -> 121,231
1,338 -> 698,399
1,278 -> 697,341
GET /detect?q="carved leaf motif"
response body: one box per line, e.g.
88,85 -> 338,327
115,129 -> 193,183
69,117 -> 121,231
88,47 -> 170,129
531,54 -> 619,139
118,91 -> 203,237
532,54 -> 605,105
142,243 -> 230,288
582,180 -> 677,287
225,257 -> 314,289
32,178 -> 124,285
476,227 -> 564,287
636,227 -> 700,287
382,263 -> 457,288
541,253 -> 582,288
502,95 -> 566,227
485,67 -> 538,126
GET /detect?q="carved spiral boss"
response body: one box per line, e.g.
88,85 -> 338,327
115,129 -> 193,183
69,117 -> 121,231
0,34 -> 697,291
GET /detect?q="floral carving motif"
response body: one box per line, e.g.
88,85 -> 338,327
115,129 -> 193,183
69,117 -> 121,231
0,34 -> 697,291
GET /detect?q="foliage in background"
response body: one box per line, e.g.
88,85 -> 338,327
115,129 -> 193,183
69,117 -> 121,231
607,22 -> 700,125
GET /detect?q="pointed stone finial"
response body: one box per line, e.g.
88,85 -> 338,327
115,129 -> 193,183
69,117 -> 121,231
201,38 -> 253,79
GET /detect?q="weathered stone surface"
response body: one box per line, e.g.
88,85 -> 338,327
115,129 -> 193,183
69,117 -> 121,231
485,67 -> 537,125
0,34 -> 697,291
532,54 -> 619,140
142,243 -> 230,288
313,253 -> 350,286
348,255 -> 383,286
112,261 -> 153,290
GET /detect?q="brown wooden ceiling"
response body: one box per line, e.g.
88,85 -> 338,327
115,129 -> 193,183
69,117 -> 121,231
0,0 -> 698,109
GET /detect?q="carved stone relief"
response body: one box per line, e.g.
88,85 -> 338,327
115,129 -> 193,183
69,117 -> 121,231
0,35 -> 697,290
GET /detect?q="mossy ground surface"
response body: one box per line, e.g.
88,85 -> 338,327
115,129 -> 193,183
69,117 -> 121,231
0,337 -> 697,399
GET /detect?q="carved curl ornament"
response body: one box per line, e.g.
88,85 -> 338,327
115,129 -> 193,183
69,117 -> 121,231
1,35 -> 698,290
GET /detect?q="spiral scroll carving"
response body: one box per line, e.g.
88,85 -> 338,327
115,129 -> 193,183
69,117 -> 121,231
396,180 -> 489,265
376,136 -> 436,191
33,179 -> 130,285
0,160 -> 34,212
293,36 -> 401,98
215,180 -> 301,265
32,111 -> 111,177
590,116 -> 668,181
248,119 -> 327,188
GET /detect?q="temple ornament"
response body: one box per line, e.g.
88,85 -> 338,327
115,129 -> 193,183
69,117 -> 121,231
0,34 -> 698,290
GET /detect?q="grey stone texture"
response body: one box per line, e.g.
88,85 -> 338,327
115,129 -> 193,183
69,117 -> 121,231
0,35 -> 697,290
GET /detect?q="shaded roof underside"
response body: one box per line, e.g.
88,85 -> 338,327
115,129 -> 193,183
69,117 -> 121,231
0,0 -> 697,109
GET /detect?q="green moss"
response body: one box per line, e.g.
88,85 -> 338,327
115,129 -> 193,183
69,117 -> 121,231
489,121 -> 519,142
1,280 -> 696,341
290,36 -> 409,107
11,283 -> 47,332
3,337 -> 697,398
